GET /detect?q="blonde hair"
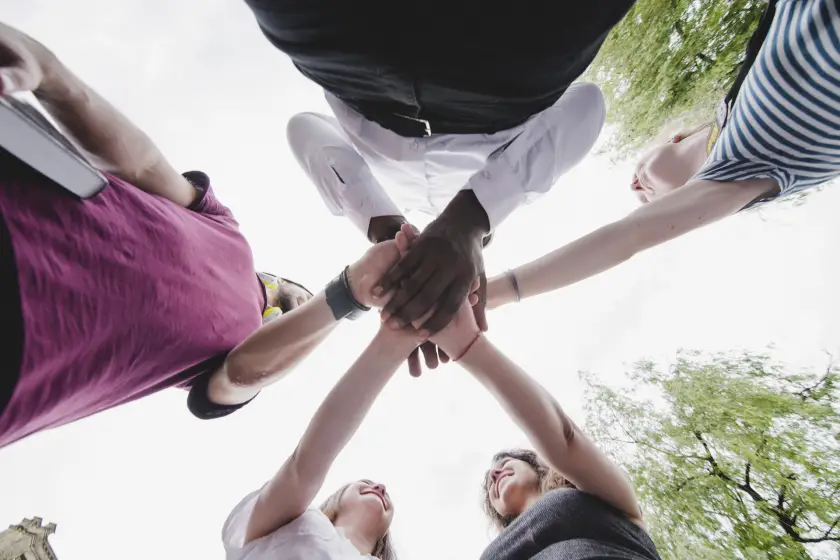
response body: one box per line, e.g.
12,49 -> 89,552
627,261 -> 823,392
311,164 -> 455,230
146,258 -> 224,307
319,483 -> 398,560
481,449 -> 576,531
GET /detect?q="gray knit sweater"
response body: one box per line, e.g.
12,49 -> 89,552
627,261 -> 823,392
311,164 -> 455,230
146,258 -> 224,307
479,489 -> 661,560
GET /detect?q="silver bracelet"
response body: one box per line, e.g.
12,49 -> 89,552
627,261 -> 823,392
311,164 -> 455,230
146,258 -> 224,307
505,269 -> 521,302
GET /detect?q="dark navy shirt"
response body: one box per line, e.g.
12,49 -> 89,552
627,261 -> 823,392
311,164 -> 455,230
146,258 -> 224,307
480,489 -> 661,560
244,0 -> 634,135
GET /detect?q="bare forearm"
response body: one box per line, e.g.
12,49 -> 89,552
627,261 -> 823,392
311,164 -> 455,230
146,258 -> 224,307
36,62 -> 191,203
459,336 -> 644,521
512,220 -> 636,302
213,291 -> 338,402
459,337 -> 576,462
245,331 -> 412,542
294,331 -> 411,476
497,180 -> 768,306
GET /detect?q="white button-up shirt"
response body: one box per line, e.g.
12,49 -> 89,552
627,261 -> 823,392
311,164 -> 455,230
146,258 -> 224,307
287,82 -> 606,234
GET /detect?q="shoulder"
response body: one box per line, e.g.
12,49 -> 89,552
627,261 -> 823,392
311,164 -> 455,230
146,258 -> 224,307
182,171 -> 238,222
222,492 -> 335,553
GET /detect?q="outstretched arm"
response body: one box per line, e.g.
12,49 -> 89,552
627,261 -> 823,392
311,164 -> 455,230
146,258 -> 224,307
461,336 -> 643,524
487,177 -> 775,309
208,240 -> 404,405
243,326 -> 418,543
431,302 -> 643,524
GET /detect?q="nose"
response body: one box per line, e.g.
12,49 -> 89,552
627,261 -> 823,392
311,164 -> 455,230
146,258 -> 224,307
489,468 -> 503,484
631,175 -> 642,191
372,482 -> 386,496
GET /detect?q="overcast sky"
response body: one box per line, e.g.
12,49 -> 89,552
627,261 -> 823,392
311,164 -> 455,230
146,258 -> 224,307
1,1 -> 839,559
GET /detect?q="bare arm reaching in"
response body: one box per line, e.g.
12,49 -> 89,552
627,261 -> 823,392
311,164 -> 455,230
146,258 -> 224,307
0,21 -> 196,206
486,177 -> 775,309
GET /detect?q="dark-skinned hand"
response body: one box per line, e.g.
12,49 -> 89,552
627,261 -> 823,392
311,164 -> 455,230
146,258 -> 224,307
388,223 -> 482,376
375,210 -> 489,336
368,216 -> 454,377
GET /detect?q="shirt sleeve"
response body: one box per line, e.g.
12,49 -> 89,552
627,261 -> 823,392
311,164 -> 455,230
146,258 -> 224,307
186,367 -> 259,420
222,489 -> 261,554
183,170 -> 237,220
465,82 -> 606,230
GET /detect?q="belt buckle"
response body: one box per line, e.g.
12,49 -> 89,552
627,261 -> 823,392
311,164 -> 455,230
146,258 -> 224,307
396,113 -> 431,137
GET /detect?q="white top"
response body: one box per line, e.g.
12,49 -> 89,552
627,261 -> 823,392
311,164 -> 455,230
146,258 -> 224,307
222,490 -> 376,560
287,82 -> 605,234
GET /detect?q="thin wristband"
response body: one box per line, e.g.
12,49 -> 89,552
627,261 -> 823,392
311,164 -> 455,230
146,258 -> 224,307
453,332 -> 482,362
505,270 -> 521,302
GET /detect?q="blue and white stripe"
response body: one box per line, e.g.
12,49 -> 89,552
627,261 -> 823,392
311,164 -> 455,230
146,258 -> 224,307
695,0 -> 840,200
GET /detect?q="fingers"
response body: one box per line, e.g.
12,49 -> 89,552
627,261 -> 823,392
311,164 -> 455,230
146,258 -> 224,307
374,248 -> 421,299
0,66 -> 32,94
375,224 -> 419,295
394,231 -> 410,255
468,292 -> 479,306
474,274 -> 489,332
439,348 -> 450,364
386,272 -> 448,328
407,347 -> 422,377
0,45 -> 41,94
420,341 -> 440,370
401,223 -> 420,239
419,286 -> 463,334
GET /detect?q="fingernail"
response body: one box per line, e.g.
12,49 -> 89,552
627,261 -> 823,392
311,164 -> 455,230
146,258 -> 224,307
373,287 -> 383,296
419,329 -> 430,339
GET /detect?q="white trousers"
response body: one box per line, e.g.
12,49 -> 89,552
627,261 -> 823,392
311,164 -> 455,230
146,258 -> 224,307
286,82 -> 606,235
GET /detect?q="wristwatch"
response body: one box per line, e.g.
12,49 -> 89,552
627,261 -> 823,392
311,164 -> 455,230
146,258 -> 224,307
326,265 -> 370,321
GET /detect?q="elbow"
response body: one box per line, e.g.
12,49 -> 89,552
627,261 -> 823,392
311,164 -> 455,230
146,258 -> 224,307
224,348 -> 274,389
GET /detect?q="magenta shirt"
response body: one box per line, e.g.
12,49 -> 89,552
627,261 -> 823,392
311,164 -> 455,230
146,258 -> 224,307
0,157 -> 264,448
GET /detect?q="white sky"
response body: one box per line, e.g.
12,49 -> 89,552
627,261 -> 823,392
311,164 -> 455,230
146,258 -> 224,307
1,1 -> 839,559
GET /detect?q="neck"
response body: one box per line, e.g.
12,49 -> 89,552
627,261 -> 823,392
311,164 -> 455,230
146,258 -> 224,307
334,517 -> 379,556
682,128 -> 712,175
523,491 -> 543,513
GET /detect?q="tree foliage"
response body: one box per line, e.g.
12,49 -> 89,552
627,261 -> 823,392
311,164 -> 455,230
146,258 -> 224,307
585,0 -> 767,156
583,350 -> 840,559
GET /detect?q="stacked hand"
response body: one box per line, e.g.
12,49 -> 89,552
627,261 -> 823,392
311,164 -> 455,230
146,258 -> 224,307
345,227 -> 477,376
374,196 -> 489,338
373,225 -> 482,363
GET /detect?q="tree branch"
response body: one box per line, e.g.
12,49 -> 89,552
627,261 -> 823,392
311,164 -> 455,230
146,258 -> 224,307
796,369 -> 831,400
694,432 -> 767,503
674,475 -> 708,491
608,411 -> 705,460
821,514 -> 840,540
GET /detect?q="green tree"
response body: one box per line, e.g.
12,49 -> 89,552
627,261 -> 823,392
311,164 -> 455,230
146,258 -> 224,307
583,350 -> 840,559
585,0 -> 767,156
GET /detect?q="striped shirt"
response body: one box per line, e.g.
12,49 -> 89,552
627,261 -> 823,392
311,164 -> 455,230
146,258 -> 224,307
695,0 -> 840,202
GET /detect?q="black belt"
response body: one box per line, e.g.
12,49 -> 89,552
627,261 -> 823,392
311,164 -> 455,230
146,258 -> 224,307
372,111 -> 432,138
353,103 -> 530,138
